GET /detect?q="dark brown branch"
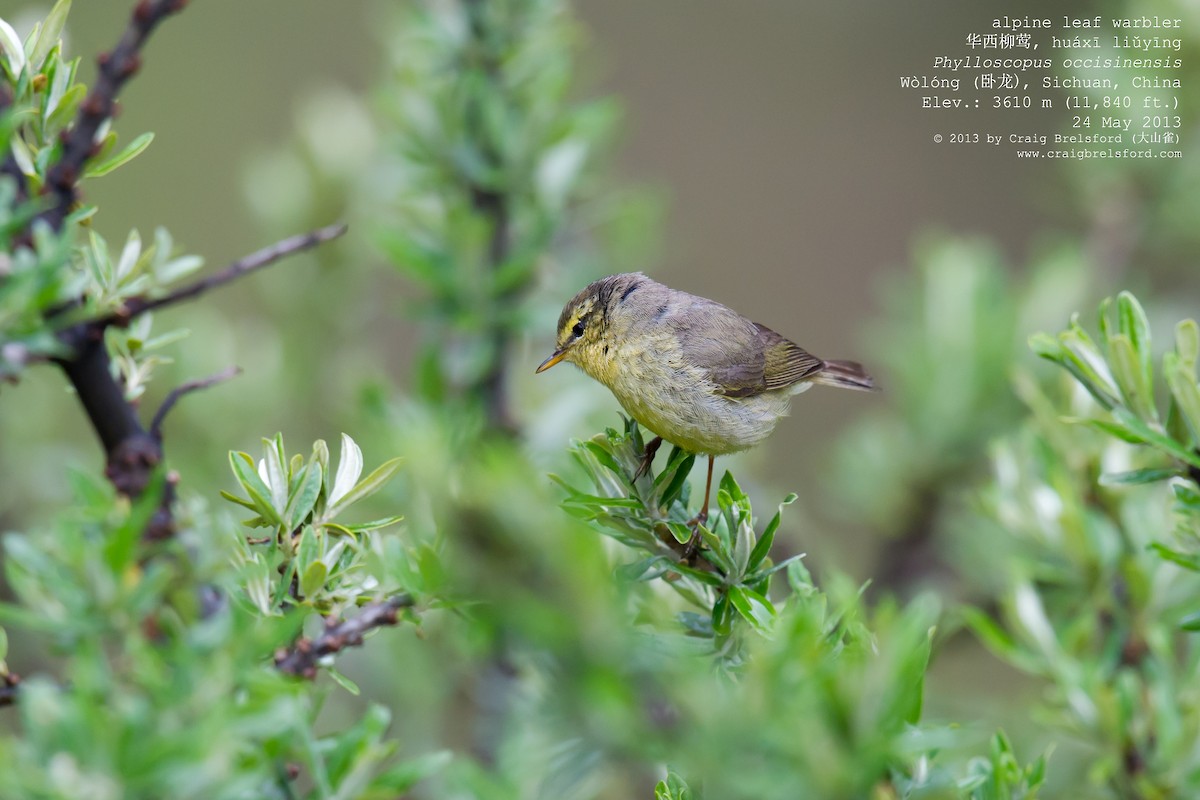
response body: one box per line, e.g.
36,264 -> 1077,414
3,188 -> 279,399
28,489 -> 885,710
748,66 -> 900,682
462,0 -> 517,436
150,366 -> 241,438
274,594 -> 415,679
51,224 -> 345,540
54,326 -> 144,456
34,0 -> 188,235
90,223 -> 348,329
0,673 -> 19,707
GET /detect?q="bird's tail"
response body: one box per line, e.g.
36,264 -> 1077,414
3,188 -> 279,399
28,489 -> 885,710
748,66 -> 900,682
813,359 -> 877,392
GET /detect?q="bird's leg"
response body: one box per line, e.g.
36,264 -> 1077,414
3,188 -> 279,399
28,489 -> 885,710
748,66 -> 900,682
683,455 -> 716,561
632,435 -> 663,482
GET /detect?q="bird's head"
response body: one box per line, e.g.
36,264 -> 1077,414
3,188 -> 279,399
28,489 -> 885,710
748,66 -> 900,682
535,273 -> 647,378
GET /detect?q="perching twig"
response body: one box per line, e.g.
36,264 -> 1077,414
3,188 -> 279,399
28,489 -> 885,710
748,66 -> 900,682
91,223 -> 349,329
34,0 -> 189,236
274,595 -> 416,679
150,366 -> 241,439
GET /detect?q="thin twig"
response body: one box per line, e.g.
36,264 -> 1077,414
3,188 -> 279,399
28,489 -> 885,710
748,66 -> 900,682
150,366 -> 241,439
34,0 -> 188,235
274,594 -> 415,679
91,223 -> 349,329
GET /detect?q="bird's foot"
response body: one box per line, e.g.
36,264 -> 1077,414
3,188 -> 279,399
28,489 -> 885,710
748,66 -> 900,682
632,436 -> 663,482
682,508 -> 708,562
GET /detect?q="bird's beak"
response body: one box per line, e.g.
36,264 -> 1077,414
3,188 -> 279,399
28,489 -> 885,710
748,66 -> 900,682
536,348 -> 568,373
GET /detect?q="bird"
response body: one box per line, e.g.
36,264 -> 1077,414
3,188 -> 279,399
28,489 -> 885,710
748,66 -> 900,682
536,272 -> 875,545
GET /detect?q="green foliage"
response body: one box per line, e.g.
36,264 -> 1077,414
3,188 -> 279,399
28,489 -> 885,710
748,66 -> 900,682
553,418 -> 1046,798
955,732 -> 1048,800
951,293 -> 1200,797
0,464 -> 440,798
558,418 -> 801,657
376,0 -> 647,417
1031,293 -> 1200,570
0,0 -> 176,384
654,771 -> 692,800
222,433 -> 409,616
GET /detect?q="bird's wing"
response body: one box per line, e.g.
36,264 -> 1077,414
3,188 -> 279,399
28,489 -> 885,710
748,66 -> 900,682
671,301 -> 822,398
754,323 -> 824,392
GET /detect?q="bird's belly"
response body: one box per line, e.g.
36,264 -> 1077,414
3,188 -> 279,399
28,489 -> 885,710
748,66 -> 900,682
609,370 -> 793,456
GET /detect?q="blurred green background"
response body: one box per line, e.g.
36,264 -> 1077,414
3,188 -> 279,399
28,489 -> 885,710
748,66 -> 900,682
3,0 -> 1200,795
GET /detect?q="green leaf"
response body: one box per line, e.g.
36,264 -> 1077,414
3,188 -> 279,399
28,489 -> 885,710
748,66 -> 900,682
653,449 -> 695,502
1176,481 -> 1200,507
669,562 -> 725,587
746,553 -> 806,583
1165,351 -> 1200,447
1032,323 -> 1120,410
1177,319 -> 1199,372
1108,334 -> 1157,424
748,493 -> 796,571
46,82 -> 86,131
300,561 -> 329,599
1099,467 -> 1180,486
28,0 -> 71,70
1181,609 -> 1200,631
219,489 -> 258,512
962,606 -> 1029,669
296,523 -> 318,567
1074,417 -> 1149,445
285,462 -> 324,530
1111,406 -> 1200,469
583,440 -> 622,477
559,492 -> 642,510
262,436 -> 288,513
229,451 -> 285,528
340,515 -> 405,533
665,521 -> 691,544
327,457 -> 403,519
0,18 -> 26,78
727,585 -> 776,631
711,592 -> 733,636
83,131 -> 154,178
1149,543 -> 1200,571
327,667 -> 361,695
1117,291 -> 1153,394
329,433 -> 364,509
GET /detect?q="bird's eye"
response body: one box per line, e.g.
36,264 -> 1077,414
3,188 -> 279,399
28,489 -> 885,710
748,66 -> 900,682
571,321 -> 585,338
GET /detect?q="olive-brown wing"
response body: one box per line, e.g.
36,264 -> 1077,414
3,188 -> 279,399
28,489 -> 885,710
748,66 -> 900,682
755,323 -> 824,392
672,303 -> 822,398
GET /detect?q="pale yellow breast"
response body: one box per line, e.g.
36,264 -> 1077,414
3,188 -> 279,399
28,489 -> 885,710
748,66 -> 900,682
598,334 -> 793,455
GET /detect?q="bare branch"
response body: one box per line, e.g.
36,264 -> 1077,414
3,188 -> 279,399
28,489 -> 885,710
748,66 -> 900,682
274,594 -> 416,679
150,366 -> 241,439
0,673 -> 19,707
93,223 -> 349,328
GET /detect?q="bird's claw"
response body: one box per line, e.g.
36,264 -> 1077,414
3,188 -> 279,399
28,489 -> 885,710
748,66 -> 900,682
632,435 -> 663,482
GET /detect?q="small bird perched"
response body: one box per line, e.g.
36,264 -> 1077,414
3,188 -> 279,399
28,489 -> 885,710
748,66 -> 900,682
536,272 -> 875,538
